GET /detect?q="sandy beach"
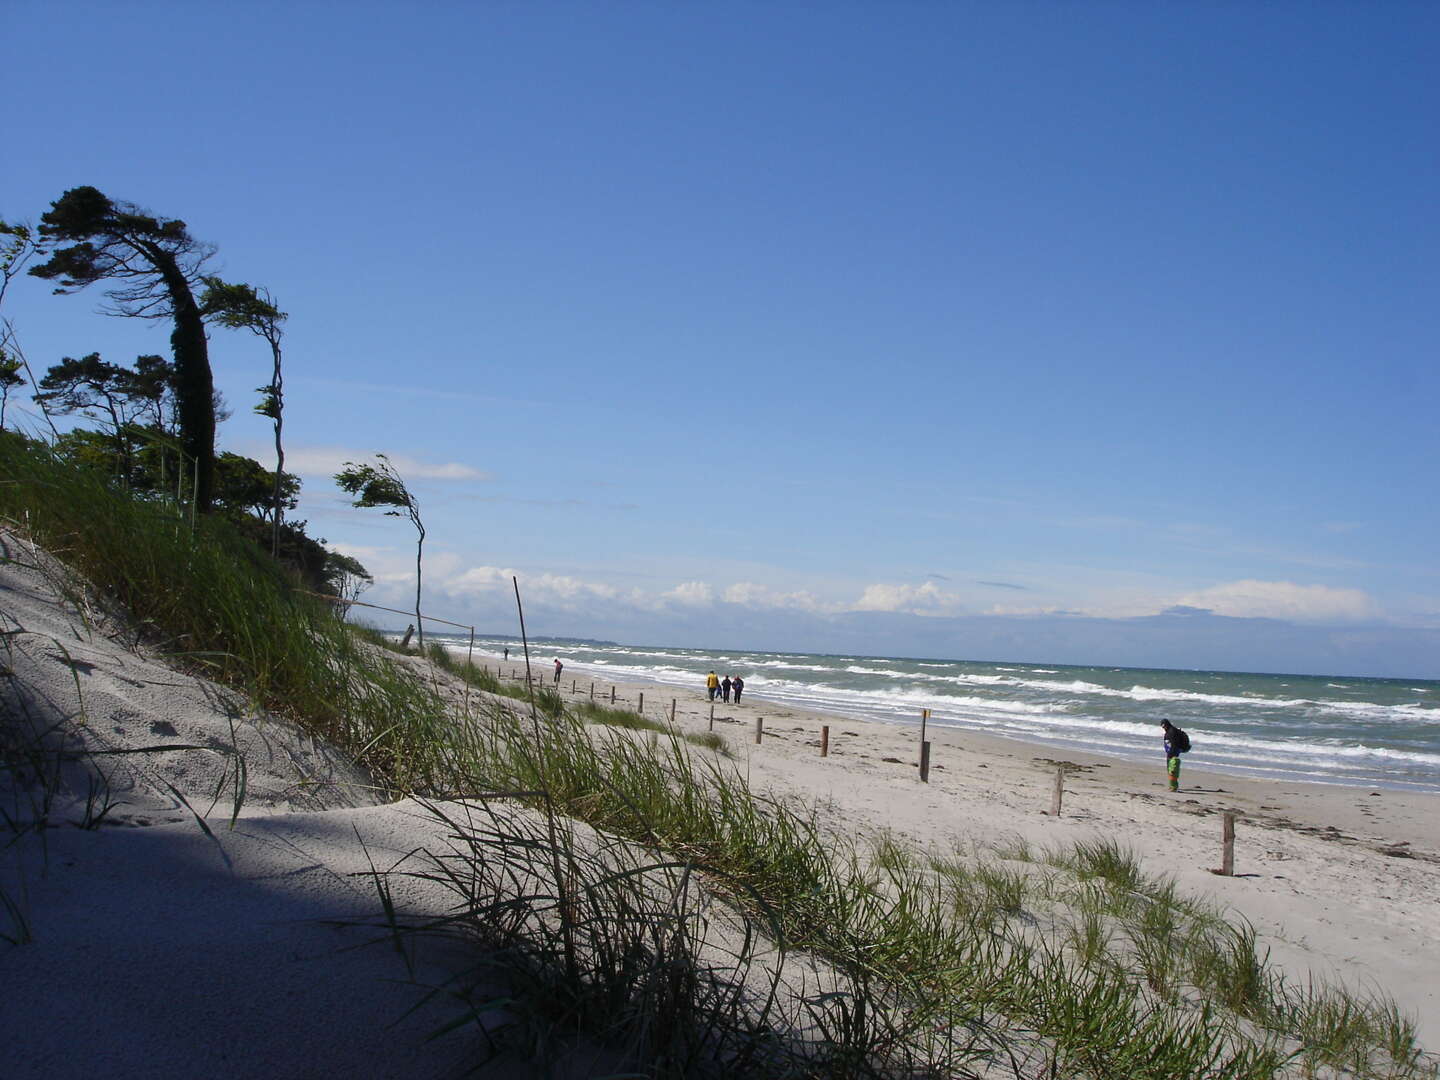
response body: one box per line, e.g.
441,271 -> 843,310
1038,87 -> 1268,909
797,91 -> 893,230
5,528 -> 1438,1078
508,660 -> 1440,1048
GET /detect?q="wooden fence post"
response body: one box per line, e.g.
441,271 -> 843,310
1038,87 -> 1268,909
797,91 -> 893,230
754,717 -> 764,744
919,741 -> 931,783
610,686 -> 615,705
1050,766 -> 1064,817
590,682 -> 595,699
709,703 -> 714,731
821,725 -> 829,757
638,691 -> 644,714
670,698 -> 676,723
1222,813 -> 1236,876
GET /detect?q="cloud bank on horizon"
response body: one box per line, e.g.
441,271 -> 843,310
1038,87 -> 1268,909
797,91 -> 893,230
288,438 -> 1438,678
349,548 -> 1391,630
336,551 -> 1440,680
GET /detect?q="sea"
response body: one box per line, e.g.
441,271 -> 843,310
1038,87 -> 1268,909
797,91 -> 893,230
437,636 -> 1440,794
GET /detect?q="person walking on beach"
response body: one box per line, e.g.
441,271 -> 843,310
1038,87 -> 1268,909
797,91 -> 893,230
732,675 -> 744,703
721,675 -> 732,703
503,647 -> 509,661
706,670 -> 720,700
553,657 -> 563,684
1161,719 -> 1190,791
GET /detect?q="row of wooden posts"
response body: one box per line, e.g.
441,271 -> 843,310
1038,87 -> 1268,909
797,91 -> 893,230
490,668 -> 1241,876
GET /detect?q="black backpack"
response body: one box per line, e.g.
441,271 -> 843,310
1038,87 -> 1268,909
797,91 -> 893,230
1172,727 -> 1191,754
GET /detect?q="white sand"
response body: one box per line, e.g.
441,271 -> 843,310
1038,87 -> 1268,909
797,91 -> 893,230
5,530 -> 1438,1077
0,534 -> 493,1079
520,661 -> 1440,1047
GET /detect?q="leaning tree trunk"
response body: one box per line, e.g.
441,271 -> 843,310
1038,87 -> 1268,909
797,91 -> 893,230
146,243 -> 215,513
414,523 -> 425,648
169,299 -> 214,513
268,337 -> 284,556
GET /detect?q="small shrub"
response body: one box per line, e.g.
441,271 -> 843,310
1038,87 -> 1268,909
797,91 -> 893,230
685,731 -> 729,756
577,702 -> 663,731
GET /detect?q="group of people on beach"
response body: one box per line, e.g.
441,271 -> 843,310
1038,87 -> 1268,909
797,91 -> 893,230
705,670 -> 744,703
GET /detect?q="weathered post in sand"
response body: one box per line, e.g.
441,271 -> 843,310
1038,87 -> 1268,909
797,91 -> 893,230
1051,766 -> 1064,817
571,679 -> 575,694
590,681 -> 595,699
1222,812 -> 1236,876
610,685 -> 616,705
709,703 -> 715,730
639,691 -> 645,714
821,725 -> 830,757
754,717 -> 764,744
920,741 -> 932,783
670,698 -> 676,723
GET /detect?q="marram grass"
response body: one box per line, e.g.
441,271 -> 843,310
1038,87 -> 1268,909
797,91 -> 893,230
0,434 -> 453,795
2,433 -> 1434,1079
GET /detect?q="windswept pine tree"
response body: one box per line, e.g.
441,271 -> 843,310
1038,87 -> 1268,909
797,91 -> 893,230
202,278 -> 288,554
335,455 -> 426,645
0,220 -> 43,434
29,187 -> 220,510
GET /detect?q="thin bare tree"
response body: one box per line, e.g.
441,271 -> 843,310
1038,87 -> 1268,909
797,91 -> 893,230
335,455 -> 427,646
202,279 -> 288,554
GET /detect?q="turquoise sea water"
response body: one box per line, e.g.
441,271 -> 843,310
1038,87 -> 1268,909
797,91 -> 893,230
443,636 -> 1440,793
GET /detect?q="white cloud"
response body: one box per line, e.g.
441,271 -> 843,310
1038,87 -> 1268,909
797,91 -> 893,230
320,544 -> 411,585
527,572 -> 620,602
664,581 -> 714,607
1174,580 -> 1382,623
445,565 -> 618,604
984,603 -> 1072,617
852,581 -> 963,615
723,582 -> 831,613
283,446 -> 490,482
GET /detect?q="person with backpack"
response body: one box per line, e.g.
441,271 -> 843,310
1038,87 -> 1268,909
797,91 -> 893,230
1160,718 -> 1190,791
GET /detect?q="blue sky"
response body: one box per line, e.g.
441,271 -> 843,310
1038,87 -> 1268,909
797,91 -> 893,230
5,2 -> 1438,676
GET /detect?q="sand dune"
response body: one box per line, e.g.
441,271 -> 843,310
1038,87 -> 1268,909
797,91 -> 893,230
5,531 -> 1438,1077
